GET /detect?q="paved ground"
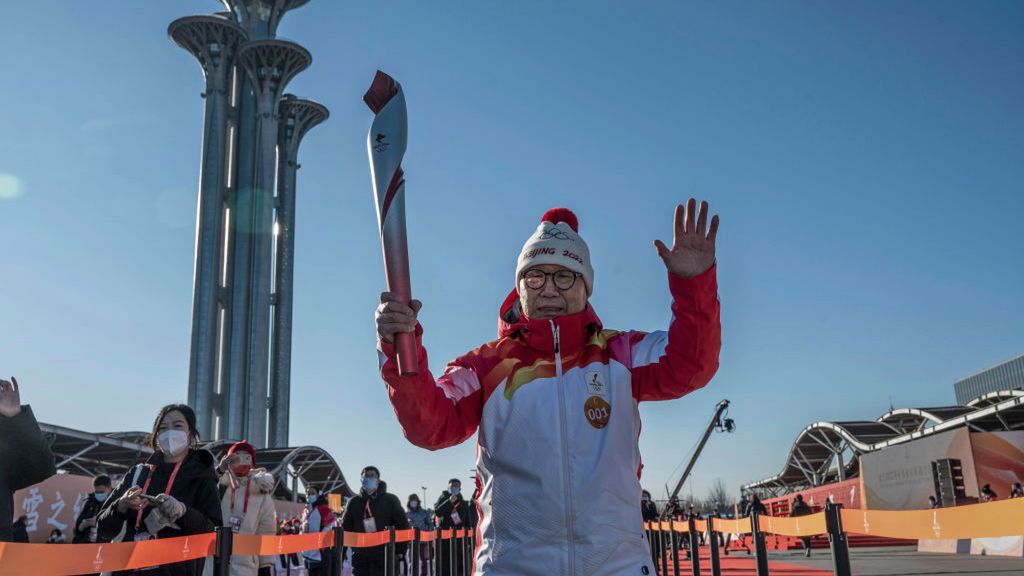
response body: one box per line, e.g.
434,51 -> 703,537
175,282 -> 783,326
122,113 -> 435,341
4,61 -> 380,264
765,545 -> 1024,576
662,551 -> 831,576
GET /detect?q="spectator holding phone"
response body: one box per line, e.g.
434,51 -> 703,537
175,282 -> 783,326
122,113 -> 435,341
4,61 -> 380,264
96,404 -> 222,576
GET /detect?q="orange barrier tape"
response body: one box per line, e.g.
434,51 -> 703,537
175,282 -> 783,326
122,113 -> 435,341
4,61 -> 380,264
671,521 -> 689,533
711,517 -> 752,534
0,534 -> 216,576
233,531 -> 333,556
341,528 -> 475,548
760,513 -> 827,537
694,519 -> 708,532
436,528 -> 475,540
343,531 -> 392,548
842,498 -> 1024,540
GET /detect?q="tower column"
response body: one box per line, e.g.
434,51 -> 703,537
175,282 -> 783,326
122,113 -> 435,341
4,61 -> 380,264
169,15 -> 248,442
236,40 -> 311,447
269,95 -> 328,447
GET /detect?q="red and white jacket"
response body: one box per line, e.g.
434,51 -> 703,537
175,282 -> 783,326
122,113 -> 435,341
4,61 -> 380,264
379,267 -> 721,576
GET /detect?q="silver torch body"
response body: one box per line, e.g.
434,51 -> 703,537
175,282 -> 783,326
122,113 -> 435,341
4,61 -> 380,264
365,70 -> 418,376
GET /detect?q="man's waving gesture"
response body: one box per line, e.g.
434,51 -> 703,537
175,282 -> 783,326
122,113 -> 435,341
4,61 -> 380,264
655,198 -> 719,279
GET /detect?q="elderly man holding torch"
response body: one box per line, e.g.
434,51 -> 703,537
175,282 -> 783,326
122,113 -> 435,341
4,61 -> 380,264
376,200 -> 721,576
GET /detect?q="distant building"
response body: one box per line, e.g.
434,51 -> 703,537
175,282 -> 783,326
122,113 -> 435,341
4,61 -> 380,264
954,353 -> 1024,405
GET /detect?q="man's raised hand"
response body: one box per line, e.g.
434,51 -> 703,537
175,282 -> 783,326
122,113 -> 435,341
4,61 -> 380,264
0,376 -> 22,418
376,292 -> 422,344
654,198 -> 719,279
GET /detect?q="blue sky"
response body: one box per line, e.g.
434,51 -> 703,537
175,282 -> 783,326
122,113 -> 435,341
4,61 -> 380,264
1,1 -> 1022,506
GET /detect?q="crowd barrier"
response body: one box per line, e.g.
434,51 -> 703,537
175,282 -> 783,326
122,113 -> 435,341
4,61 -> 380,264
643,497 -> 1024,576
3,499 -> 1023,576
0,525 -> 475,576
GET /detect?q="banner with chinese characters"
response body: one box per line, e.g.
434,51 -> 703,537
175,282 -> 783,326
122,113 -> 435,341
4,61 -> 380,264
12,474 -> 94,543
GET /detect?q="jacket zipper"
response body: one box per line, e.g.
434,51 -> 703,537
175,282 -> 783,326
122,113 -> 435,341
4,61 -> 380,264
552,320 -> 576,575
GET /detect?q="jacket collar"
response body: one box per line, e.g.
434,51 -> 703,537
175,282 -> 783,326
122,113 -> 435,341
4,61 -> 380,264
497,289 -> 602,354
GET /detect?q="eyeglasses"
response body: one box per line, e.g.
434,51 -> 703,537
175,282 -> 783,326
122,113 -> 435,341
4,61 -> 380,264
521,269 -> 581,291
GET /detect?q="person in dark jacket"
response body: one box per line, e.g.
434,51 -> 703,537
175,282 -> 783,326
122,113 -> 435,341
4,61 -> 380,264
73,474 -> 113,543
789,494 -> 813,557
1,376 -> 56,542
11,515 -> 30,543
434,479 -> 471,576
981,484 -> 999,502
340,466 -> 410,576
640,490 -> 659,522
96,404 -> 222,576
742,493 -> 767,517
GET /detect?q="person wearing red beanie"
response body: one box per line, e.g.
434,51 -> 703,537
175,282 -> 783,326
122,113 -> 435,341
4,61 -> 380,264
376,199 -> 722,576
216,441 -> 278,576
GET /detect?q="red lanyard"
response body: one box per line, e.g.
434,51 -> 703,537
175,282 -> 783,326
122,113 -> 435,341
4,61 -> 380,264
135,459 -> 184,529
230,481 -> 251,514
364,499 -> 373,519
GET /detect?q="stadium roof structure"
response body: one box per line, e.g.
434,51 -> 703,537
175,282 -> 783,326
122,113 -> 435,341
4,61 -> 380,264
40,422 -> 353,500
742,389 -> 1024,498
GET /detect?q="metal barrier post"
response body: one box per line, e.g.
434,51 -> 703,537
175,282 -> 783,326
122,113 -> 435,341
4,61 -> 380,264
707,516 -> 722,576
825,503 -> 852,576
750,512 -> 769,576
330,527 -> 343,576
448,530 -> 454,576
434,528 -> 442,576
387,526 -> 397,576
213,525 -> 233,576
655,525 -> 663,576
411,528 -> 420,576
645,525 -> 654,573
463,530 -> 469,576
688,516 -> 702,576
670,520 -> 681,576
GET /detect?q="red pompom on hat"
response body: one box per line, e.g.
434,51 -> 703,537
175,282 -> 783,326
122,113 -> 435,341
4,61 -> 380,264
541,207 -> 579,232
227,440 -> 257,464
516,207 -> 594,294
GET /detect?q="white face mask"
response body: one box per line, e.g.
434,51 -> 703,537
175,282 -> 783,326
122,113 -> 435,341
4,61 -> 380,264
158,429 -> 189,457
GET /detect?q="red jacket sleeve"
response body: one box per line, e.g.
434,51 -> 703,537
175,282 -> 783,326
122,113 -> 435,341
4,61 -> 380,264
379,326 -> 484,450
629,265 -> 721,401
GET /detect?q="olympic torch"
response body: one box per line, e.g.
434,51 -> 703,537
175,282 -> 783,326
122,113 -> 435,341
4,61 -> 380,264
364,70 -> 418,376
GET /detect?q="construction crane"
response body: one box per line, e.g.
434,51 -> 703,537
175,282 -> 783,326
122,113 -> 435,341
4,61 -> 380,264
661,399 -> 735,519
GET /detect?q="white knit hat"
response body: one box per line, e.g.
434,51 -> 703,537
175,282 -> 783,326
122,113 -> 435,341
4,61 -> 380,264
515,208 -> 594,294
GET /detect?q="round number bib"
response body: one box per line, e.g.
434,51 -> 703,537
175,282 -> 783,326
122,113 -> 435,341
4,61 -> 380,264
584,396 -> 611,429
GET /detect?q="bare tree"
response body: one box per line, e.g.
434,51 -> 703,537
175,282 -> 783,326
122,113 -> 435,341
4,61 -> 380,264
707,478 -> 731,514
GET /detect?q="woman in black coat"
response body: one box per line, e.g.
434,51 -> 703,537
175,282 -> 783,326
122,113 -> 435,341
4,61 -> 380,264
97,404 -> 222,576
